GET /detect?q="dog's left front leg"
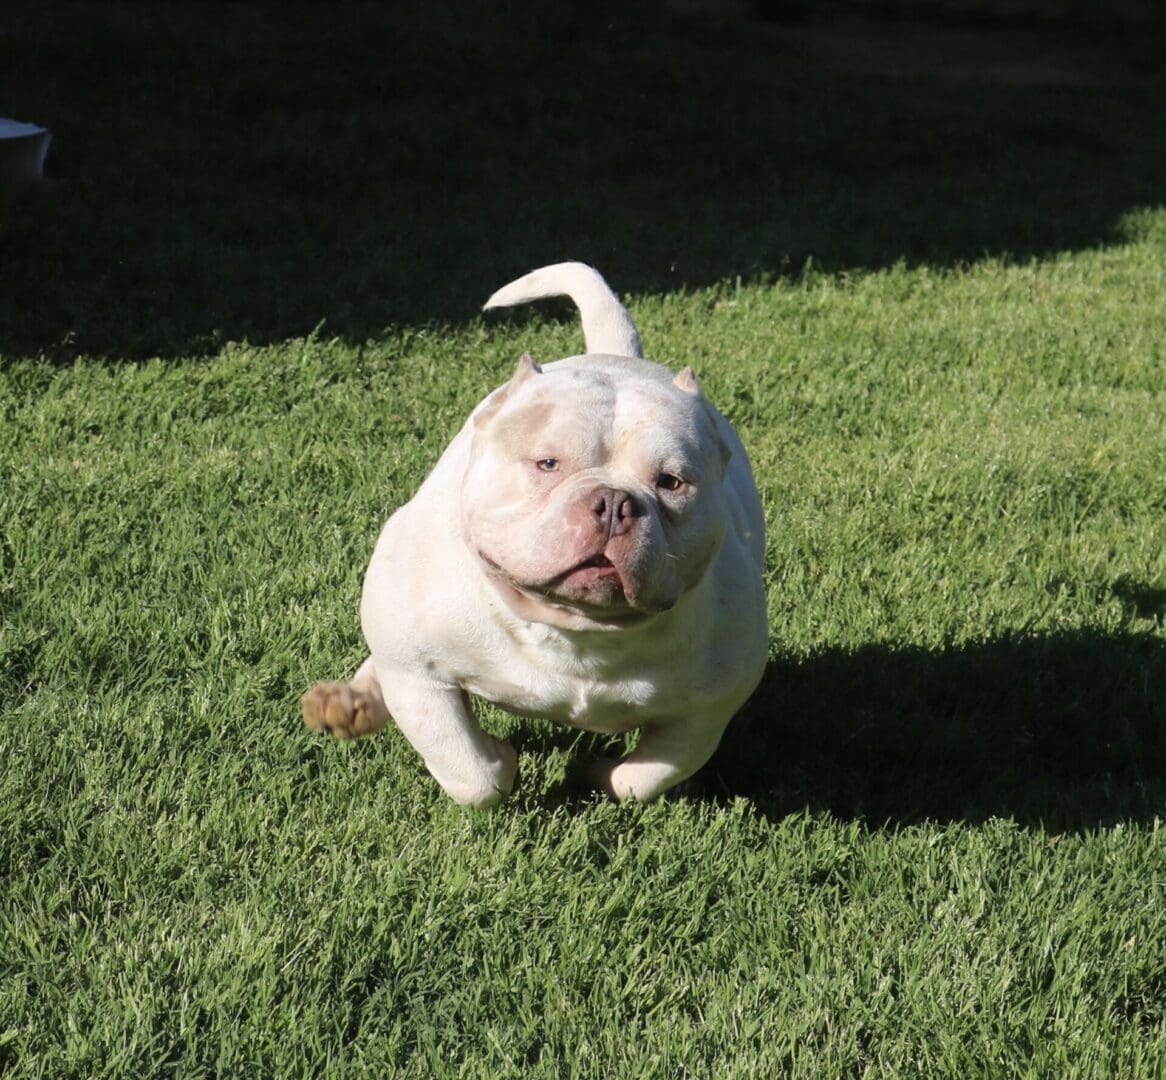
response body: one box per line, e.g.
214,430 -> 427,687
605,713 -> 729,802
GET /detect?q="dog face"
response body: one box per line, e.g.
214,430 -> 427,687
461,354 -> 730,631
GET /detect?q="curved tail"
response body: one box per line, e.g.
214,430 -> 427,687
483,262 -> 643,359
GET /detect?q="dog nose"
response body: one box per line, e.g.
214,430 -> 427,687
589,487 -> 641,537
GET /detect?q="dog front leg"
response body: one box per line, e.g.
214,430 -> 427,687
302,656 -> 390,739
379,672 -> 518,809
606,713 -> 728,802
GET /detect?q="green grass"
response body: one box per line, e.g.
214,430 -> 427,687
2,3 -> 1165,1076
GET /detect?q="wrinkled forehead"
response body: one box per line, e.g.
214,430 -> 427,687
479,368 -> 615,458
480,367 -> 712,464
612,381 -> 714,464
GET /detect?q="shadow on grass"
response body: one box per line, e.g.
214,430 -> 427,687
2,1 -> 1164,360
519,621 -> 1166,832
692,624 -> 1166,832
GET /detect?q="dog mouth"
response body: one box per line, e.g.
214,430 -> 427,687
481,550 -> 622,591
557,552 -> 620,584
478,549 -> 652,623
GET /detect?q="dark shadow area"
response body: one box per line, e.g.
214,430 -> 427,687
687,626 -> 1166,832
1112,576 -> 1166,627
508,622 -> 1166,832
2,1 -> 1163,361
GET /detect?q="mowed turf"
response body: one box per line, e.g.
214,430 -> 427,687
2,3 -> 1165,1076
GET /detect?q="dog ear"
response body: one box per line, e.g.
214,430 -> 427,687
473,353 -> 542,431
674,367 -> 734,474
512,352 -> 542,384
673,366 -> 702,397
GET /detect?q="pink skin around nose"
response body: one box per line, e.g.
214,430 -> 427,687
555,485 -> 645,598
583,486 -> 641,538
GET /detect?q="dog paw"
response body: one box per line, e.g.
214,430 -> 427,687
302,681 -> 386,740
457,738 -> 519,809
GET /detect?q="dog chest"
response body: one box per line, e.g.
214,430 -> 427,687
460,658 -> 658,735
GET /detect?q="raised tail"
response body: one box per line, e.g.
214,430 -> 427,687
483,262 -> 644,359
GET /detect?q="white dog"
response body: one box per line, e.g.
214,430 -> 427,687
303,263 -> 767,806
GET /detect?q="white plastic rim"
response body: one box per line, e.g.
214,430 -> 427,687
0,118 -> 49,139
0,118 -> 52,180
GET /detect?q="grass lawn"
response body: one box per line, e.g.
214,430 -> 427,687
2,2 -> 1165,1075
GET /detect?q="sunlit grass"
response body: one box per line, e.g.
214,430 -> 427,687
2,3 -> 1165,1075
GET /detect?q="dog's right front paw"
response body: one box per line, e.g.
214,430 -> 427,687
302,681 -> 386,740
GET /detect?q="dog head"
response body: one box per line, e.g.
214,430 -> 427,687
462,353 -> 731,631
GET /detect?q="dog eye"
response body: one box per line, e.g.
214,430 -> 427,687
656,472 -> 685,492
535,458 -> 559,472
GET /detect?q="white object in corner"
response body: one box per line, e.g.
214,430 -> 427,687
0,119 -> 52,182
